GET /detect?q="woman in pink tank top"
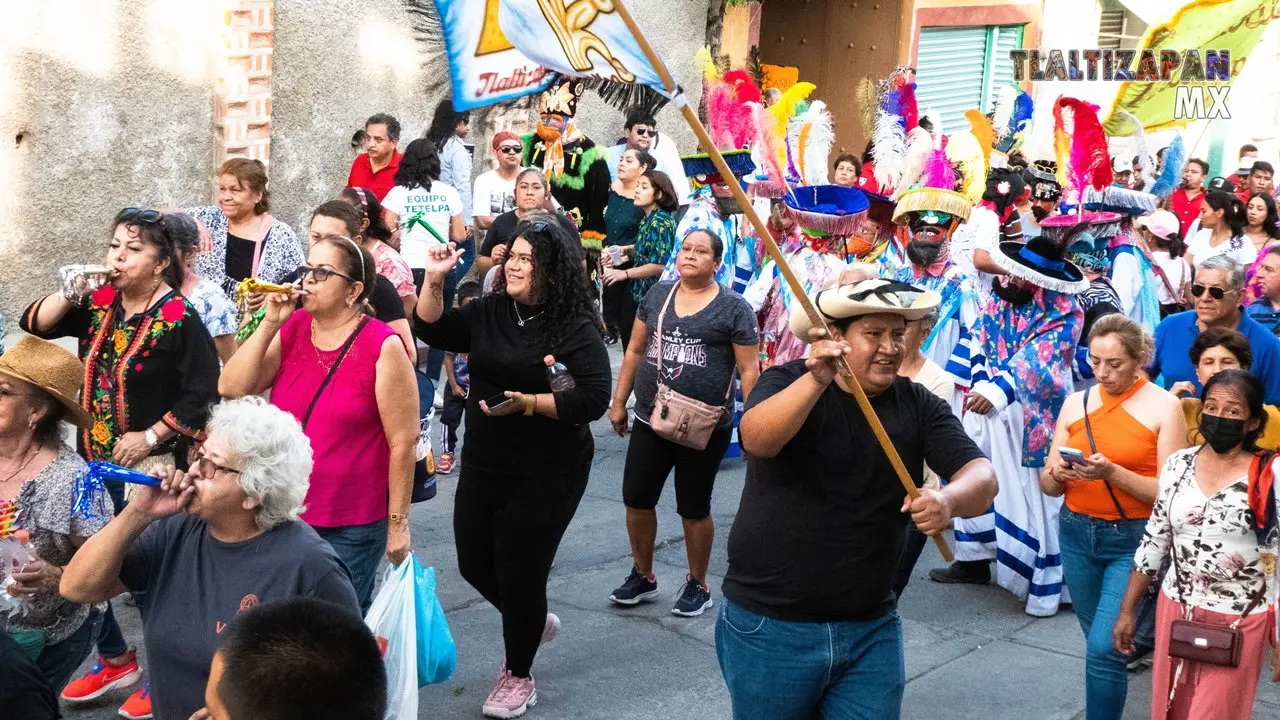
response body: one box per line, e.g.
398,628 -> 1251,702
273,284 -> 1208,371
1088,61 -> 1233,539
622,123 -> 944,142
220,206 -> 419,611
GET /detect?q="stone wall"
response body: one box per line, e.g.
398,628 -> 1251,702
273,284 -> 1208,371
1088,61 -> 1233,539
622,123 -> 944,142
0,0 -> 221,331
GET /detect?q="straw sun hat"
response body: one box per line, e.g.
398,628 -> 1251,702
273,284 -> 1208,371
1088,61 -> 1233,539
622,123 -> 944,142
790,279 -> 941,338
0,336 -> 92,428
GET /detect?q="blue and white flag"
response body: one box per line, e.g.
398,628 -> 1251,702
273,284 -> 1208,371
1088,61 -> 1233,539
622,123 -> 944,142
497,0 -> 674,93
432,0 -> 554,111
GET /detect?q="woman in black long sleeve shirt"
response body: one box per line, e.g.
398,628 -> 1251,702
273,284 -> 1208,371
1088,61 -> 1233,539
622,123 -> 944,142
415,213 -> 609,719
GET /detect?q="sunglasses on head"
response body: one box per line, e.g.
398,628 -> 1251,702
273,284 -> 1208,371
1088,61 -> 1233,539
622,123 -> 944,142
1191,284 -> 1234,300
498,145 -> 523,154
634,127 -> 655,137
299,265 -> 355,283
119,208 -> 162,225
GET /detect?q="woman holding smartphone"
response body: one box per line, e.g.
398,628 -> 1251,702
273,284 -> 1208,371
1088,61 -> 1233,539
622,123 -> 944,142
1040,314 -> 1187,720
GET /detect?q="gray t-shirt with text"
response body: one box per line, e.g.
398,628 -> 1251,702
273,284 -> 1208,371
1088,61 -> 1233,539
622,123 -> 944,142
634,281 -> 758,430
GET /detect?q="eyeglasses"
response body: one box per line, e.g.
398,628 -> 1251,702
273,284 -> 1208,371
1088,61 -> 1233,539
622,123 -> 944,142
299,265 -> 356,283
633,127 -> 656,137
1191,284 -> 1236,300
498,145 -> 523,155
119,208 -> 162,225
194,449 -> 241,477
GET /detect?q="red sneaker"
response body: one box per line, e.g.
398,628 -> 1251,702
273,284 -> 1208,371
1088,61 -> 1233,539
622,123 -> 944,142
117,683 -> 153,719
60,652 -> 142,703
437,452 -> 456,475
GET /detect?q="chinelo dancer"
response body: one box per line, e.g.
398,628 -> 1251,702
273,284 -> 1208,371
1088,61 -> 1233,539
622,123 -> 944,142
931,219 -> 1086,615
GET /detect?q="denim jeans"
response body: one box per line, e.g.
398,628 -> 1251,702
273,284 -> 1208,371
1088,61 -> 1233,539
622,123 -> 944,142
314,518 -> 389,613
1058,508 -> 1147,720
39,611 -> 103,692
716,597 -> 904,720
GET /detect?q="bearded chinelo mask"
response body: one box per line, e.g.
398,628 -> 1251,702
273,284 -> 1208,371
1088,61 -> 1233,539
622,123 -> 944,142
891,188 -> 972,269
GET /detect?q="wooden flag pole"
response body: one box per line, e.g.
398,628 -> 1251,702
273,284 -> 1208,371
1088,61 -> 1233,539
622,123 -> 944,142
612,1 -> 953,562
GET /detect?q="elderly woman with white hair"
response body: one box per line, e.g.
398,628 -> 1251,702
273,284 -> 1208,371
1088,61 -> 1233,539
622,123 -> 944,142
60,397 -> 361,720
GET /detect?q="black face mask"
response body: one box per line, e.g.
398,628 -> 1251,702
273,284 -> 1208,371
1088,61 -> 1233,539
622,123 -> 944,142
906,241 -> 944,267
992,277 -> 1036,305
1031,205 -> 1051,223
1199,413 -> 1249,454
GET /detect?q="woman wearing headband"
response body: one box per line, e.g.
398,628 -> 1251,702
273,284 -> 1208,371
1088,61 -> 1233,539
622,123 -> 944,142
21,208 -> 221,718
219,217 -> 419,613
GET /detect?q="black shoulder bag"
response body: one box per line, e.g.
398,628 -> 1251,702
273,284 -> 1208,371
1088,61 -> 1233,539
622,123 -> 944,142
302,316 -> 370,430
1082,385 -> 1137,525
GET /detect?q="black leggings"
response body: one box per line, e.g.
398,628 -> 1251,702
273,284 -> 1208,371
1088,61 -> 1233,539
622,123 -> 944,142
453,454 -> 590,677
602,277 -> 637,348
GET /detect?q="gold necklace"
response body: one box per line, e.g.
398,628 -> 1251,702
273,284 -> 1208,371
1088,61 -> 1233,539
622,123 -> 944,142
0,443 -> 42,484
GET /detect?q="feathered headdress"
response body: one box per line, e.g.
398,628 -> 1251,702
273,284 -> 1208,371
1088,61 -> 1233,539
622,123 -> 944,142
1114,111 -> 1156,189
990,85 -> 1035,154
1149,135 -> 1187,199
870,68 -> 918,193
1053,97 -> 1113,200
947,132 -> 986,204
705,66 -> 762,150
787,101 -> 835,186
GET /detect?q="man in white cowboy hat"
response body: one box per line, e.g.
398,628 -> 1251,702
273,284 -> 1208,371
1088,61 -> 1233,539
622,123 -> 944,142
930,230 -> 1085,617
719,278 -> 997,719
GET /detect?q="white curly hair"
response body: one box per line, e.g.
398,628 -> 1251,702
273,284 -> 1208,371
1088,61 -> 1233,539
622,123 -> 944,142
206,397 -> 313,530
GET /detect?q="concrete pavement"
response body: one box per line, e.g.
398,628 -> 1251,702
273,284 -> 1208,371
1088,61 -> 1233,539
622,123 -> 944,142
62,359 -> 1280,719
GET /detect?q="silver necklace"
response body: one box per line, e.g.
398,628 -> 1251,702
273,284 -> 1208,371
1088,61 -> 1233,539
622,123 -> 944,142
513,301 -> 544,327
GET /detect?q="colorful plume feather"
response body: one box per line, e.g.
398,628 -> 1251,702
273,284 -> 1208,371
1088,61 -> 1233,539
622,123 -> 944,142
872,108 -> 907,191
856,77 -> 878,136
1150,135 -> 1187,199
1053,97 -> 1112,194
964,109 -> 995,166
1116,111 -> 1155,188
697,46 -> 718,84
922,137 -> 956,192
724,69 -> 762,106
991,85 -> 1035,142
947,131 -> 986,203
790,101 -> 834,186
897,82 -> 918,134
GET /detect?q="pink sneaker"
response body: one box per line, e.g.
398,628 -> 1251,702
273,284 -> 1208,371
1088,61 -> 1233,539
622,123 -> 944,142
541,612 -> 560,644
482,669 -> 537,718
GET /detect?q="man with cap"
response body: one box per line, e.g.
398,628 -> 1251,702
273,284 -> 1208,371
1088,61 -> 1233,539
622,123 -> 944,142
931,228 -> 1085,616
472,131 -> 527,232
719,279 -> 996,719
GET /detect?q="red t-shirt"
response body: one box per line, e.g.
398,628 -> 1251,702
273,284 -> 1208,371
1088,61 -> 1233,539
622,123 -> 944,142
1169,188 -> 1205,236
347,150 -> 402,200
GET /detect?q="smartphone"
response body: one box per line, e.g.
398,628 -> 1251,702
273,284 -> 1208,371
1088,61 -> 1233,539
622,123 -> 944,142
484,393 -> 519,413
1059,447 -> 1088,466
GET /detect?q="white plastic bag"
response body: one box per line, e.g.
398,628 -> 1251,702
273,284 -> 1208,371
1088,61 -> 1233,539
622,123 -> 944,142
365,559 -> 418,720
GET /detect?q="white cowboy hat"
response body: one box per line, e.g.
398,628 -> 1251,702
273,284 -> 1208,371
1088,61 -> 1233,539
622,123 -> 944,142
790,279 -> 941,339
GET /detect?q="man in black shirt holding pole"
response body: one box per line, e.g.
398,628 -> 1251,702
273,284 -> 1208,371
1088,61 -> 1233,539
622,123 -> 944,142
718,279 -> 997,720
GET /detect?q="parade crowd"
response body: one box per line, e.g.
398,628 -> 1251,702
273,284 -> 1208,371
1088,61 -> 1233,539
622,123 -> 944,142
4,65 -> 1280,720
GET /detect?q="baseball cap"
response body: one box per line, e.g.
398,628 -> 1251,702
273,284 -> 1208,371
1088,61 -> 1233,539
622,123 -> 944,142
1134,209 -> 1180,240
1238,161 -> 1254,175
1207,176 -> 1236,193
1111,155 -> 1131,173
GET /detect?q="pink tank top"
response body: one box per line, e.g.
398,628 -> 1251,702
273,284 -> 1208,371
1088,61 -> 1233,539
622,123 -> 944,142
272,311 -> 395,527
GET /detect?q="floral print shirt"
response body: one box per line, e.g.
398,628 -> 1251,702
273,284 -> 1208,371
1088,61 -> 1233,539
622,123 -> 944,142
186,278 -> 238,339
1134,448 -> 1279,615
968,287 -> 1083,467
370,240 -> 416,299
630,210 -> 677,304
20,286 -> 221,462
187,206 -> 304,308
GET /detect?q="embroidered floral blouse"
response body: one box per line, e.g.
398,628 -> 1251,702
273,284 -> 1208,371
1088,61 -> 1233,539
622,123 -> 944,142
630,210 -> 677,304
20,286 -> 221,462
1134,447 -> 1279,615
187,205 -> 304,307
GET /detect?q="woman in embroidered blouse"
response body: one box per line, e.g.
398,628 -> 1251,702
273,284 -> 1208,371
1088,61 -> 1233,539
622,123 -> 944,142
20,208 -> 220,715
601,169 -> 679,308
189,158 -> 303,310
219,232 -> 418,612
1114,370 -> 1280,719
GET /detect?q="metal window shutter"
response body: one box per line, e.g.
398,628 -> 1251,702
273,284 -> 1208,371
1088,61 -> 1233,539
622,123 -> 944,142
916,27 -> 989,135
1098,10 -> 1125,50
986,26 -> 1024,109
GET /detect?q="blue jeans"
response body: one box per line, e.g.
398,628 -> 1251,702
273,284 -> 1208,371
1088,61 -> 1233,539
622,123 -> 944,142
1059,508 -> 1146,720
716,597 -> 904,720
314,518 -> 388,613
39,611 -> 102,692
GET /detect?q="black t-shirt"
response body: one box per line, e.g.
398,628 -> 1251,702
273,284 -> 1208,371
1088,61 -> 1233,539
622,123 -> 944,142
225,233 -> 257,282
120,515 -> 360,720
480,211 -> 579,258
723,361 -> 986,622
279,269 -> 404,324
413,294 -> 612,474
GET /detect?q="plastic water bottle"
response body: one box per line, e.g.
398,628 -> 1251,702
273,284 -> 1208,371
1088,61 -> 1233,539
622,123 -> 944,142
10,529 -> 37,567
545,355 -> 576,391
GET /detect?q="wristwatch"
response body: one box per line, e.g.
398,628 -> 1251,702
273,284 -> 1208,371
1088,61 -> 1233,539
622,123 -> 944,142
144,428 -> 158,448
